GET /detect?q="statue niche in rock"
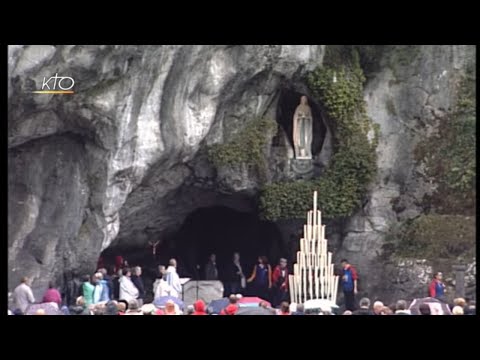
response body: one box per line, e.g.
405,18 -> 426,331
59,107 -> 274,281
292,96 -> 313,160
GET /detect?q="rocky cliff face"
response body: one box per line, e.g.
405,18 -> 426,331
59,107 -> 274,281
8,45 -> 475,303
337,45 -> 475,302
8,45 -> 325,296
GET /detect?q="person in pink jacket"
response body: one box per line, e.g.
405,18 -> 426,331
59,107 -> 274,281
42,282 -> 62,306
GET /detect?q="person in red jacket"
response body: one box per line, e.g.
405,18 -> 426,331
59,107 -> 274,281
192,300 -> 207,315
272,258 -> 289,307
42,281 -> 62,306
429,272 -> 446,301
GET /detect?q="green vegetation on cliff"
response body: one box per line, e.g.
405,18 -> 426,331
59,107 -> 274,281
207,118 -> 276,173
259,47 -> 379,221
415,63 -> 476,215
386,62 -> 476,261
385,215 -> 476,260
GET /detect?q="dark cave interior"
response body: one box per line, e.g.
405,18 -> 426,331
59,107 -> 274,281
101,206 -> 286,285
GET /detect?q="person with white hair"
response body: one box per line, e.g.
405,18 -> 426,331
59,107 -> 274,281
164,300 -> 182,315
452,306 -> 464,315
373,301 -> 384,315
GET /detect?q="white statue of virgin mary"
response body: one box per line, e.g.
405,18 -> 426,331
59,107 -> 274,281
292,95 -> 313,159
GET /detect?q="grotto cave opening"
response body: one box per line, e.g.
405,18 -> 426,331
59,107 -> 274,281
167,206 -> 285,281
100,205 -> 286,294
276,89 -> 326,156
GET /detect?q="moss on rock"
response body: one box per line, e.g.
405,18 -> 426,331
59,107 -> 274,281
207,117 -> 276,176
414,63 -> 476,215
393,215 -> 476,260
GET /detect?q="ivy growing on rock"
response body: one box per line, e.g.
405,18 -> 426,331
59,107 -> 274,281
414,63 -> 476,215
207,117 -> 276,177
386,215 -> 476,260
259,47 -> 379,221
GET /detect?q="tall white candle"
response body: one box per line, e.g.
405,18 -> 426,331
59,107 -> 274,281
308,266 -> 313,300
331,264 -> 335,301
303,261 -> 307,303
290,277 -> 294,304
326,265 -> 330,300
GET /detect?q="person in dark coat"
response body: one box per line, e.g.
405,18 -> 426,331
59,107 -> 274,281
112,269 -> 122,300
131,266 -> 145,306
353,297 -> 373,315
224,252 -> 245,296
63,270 -> 83,306
205,254 -> 218,281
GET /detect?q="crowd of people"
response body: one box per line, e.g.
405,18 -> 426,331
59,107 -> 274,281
8,251 -> 476,315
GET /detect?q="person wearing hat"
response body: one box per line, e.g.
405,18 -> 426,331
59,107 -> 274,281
221,304 -> 238,315
192,300 -> 207,315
